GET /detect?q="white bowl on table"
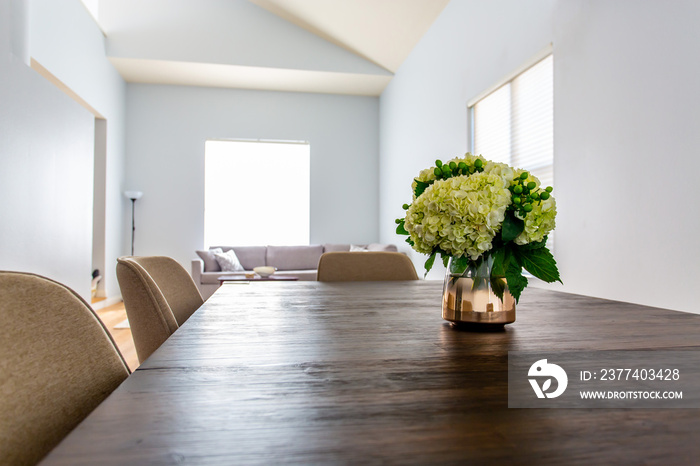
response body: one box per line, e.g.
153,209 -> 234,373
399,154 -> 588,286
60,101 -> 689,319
253,266 -> 276,278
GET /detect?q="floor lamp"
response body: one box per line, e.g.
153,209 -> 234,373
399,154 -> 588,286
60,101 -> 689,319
124,191 -> 143,255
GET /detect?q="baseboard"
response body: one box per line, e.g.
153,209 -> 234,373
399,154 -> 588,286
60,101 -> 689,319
91,295 -> 123,310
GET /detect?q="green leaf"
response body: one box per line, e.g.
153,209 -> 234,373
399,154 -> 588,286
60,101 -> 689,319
442,254 -> 450,268
424,251 -> 437,276
396,220 -> 408,236
405,237 -> 414,247
505,259 -> 528,303
491,276 -> 507,302
491,247 -> 506,277
501,212 -> 524,242
449,255 -> 470,275
472,258 -> 490,291
516,246 -> 562,284
414,179 -> 432,198
519,237 -> 547,251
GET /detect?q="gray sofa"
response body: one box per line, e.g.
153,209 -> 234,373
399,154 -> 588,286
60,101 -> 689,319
192,243 -> 398,299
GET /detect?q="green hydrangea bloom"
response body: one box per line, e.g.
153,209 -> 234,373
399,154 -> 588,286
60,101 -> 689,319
514,196 -> 557,245
405,171 -> 511,260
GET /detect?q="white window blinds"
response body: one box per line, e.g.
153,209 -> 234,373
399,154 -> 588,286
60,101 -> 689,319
472,54 -> 553,189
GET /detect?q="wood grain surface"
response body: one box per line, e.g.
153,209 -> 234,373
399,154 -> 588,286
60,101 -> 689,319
42,281 -> 700,465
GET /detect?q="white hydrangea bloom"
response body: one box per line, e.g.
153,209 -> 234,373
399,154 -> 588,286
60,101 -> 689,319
405,171 -> 511,260
514,196 -> 557,245
483,160 -> 516,180
411,168 -> 437,200
403,153 -> 557,262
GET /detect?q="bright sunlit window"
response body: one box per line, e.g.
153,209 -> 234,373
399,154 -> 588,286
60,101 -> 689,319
204,140 -> 310,247
469,54 -> 553,189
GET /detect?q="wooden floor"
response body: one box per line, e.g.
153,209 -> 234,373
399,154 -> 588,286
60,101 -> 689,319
94,301 -> 139,371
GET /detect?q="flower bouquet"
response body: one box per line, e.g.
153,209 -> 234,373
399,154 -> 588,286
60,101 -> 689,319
396,153 -> 561,309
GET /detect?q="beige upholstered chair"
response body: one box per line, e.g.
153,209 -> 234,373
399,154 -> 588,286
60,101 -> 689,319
116,256 -> 203,363
0,271 -> 130,466
317,251 -> 419,282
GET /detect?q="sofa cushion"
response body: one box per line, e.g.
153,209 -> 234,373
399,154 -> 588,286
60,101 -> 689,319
211,246 -> 267,270
267,245 -> 324,271
197,248 -> 223,272
323,244 -> 351,253
202,270 -> 316,283
368,243 -> 398,252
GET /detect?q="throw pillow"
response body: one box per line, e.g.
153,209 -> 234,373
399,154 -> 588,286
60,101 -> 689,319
196,248 -> 223,272
349,244 -> 369,252
213,249 -> 245,272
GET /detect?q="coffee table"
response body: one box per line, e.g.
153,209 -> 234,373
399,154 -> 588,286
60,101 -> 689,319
218,275 -> 298,285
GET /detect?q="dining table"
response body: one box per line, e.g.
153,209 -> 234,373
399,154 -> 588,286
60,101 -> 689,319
42,280 -> 700,464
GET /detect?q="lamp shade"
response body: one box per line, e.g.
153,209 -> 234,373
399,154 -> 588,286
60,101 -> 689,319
123,191 -> 143,201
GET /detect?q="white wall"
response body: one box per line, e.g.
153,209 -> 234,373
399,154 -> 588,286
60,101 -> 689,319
551,0 -> 700,312
0,0 -> 95,299
28,0 -> 127,300
125,84 -> 379,269
380,0 -> 700,314
380,0 -> 555,279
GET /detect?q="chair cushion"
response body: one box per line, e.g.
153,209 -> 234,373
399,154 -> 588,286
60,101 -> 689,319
0,272 -> 130,465
317,251 -> 418,282
267,245 -> 324,271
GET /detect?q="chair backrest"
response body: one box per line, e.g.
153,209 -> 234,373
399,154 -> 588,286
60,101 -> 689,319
0,271 -> 130,465
117,257 -> 177,363
116,256 -> 204,363
125,256 -> 204,325
317,251 -> 419,282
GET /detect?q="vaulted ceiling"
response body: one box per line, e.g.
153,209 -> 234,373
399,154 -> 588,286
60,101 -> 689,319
93,0 -> 449,96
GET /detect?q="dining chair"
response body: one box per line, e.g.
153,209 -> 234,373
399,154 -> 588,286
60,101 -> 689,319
125,256 -> 204,325
0,271 -> 130,466
317,251 -> 419,282
116,256 -> 203,363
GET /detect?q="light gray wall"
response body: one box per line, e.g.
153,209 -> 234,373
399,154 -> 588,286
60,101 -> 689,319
125,84 -> 379,270
380,0 -> 700,313
551,0 -> 700,312
380,0 -> 555,279
0,0 -> 95,299
28,0 -> 127,300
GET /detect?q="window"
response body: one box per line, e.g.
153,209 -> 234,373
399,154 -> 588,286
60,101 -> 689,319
469,53 -> 553,189
204,140 -> 310,247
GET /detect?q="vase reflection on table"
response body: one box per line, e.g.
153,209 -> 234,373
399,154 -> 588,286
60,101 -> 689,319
442,255 -> 515,326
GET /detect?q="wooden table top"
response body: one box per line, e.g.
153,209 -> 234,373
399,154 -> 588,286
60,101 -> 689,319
42,281 -> 700,464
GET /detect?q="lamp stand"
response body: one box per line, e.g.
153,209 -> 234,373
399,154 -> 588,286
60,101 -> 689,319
123,190 -> 143,256
130,198 -> 136,255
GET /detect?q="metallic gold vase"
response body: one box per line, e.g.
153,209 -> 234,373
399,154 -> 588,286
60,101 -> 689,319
442,255 -> 515,326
